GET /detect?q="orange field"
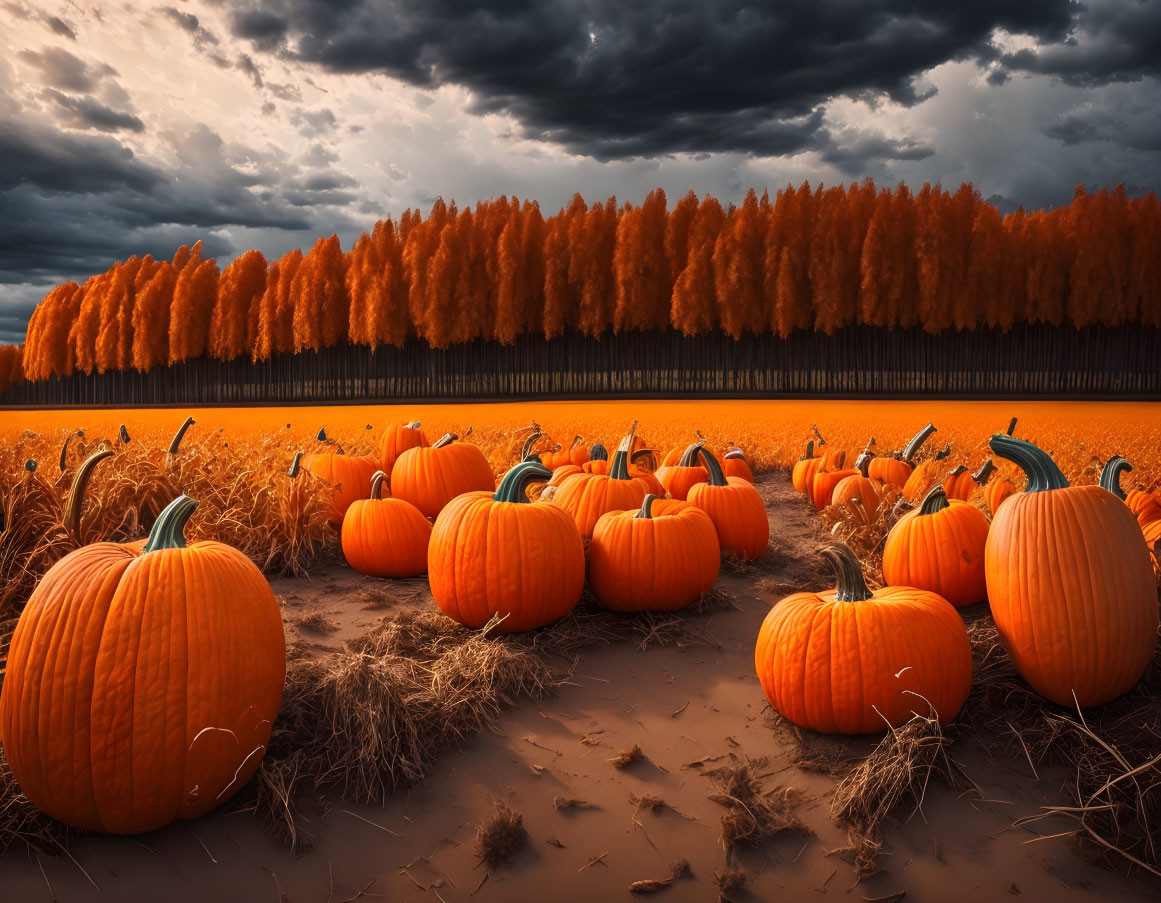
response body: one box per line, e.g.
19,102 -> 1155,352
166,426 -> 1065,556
2,399 -> 1159,487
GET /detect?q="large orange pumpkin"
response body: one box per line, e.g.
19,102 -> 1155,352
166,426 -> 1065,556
985,435 -> 1158,707
942,465 -> 975,501
867,423 -> 936,488
554,424 -> 652,540
722,449 -> 754,483
809,464 -> 856,509
755,543 -> 971,734
392,431 -> 495,519
831,450 -> 883,509
883,485 -> 989,608
687,449 -> 769,559
791,440 -> 823,494
0,495 -> 285,833
302,451 -> 379,523
589,495 -> 720,611
379,420 -> 428,473
659,441 -> 710,500
428,461 -> 584,631
341,471 -> 432,577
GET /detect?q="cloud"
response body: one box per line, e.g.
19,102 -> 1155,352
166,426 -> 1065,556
226,0 -> 1076,159
160,6 -> 220,49
44,15 -> 76,41
44,88 -> 145,132
17,46 -> 116,92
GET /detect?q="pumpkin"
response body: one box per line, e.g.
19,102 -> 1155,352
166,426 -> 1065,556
883,485 -> 989,608
830,449 -> 883,509
722,448 -> 754,483
548,464 -> 584,486
942,465 -> 975,501
660,441 -> 710,500
548,435 -> 588,469
554,423 -> 652,540
867,423 -> 937,488
0,495 -> 285,833
688,449 -> 769,559
589,494 -> 720,611
630,447 -> 659,474
809,462 -> 856,509
755,543 -> 971,734
901,453 -> 947,502
791,440 -> 824,494
985,475 -> 1018,515
392,431 -> 495,519
302,451 -> 379,523
341,471 -> 432,577
379,420 -> 428,473
582,458 -> 611,475
1103,456 -> 1161,570
1126,488 -> 1161,528
428,461 -> 584,631
985,434 -> 1158,707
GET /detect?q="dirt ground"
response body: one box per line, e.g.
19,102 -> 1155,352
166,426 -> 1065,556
2,472 -> 1159,902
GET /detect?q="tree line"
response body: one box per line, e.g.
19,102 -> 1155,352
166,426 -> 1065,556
4,180 -> 1160,400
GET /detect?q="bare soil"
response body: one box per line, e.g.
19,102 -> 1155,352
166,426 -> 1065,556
2,473 -> 1158,902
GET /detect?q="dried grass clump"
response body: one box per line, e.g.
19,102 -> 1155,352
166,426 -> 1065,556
706,757 -> 810,854
831,711 -> 969,877
611,745 -> 645,769
293,611 -> 338,634
627,859 -> 690,892
818,488 -> 907,586
714,867 -> 747,901
475,800 -> 526,868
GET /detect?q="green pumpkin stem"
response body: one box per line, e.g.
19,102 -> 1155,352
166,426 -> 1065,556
119,424 -> 131,444
855,438 -> 875,477
169,416 -> 195,455
590,442 -> 609,462
1006,417 -> 1018,437
989,434 -> 1069,492
677,440 -> 706,468
699,447 -> 728,486
972,459 -> 997,486
288,450 -> 303,478
494,461 -> 551,503
370,470 -> 388,500
821,543 -> 873,603
636,494 -> 660,519
520,430 -> 545,459
610,421 -> 638,480
918,484 -> 951,515
902,423 -> 937,463
143,495 -> 198,552
59,431 -> 74,472
63,448 -> 113,537
1099,455 -> 1132,500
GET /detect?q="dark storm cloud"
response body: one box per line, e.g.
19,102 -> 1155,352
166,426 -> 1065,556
226,0 -> 1076,159
160,6 -> 220,49
998,0 -> 1161,87
818,132 -> 937,176
44,88 -> 146,132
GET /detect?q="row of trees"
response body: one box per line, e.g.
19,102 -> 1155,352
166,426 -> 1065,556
10,181 -> 1161,393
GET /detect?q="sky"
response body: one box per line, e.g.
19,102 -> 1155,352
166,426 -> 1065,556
2,0 -> 1160,343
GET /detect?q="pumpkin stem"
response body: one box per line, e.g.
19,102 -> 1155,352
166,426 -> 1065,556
169,416 -> 196,455
316,427 -> 327,442
799,439 -> 815,462
972,459 -> 997,486
610,422 -> 638,480
811,424 -> 826,447
1099,455 -> 1132,500
494,461 -> 552,503
590,442 -> 609,462
918,484 -> 951,515
407,420 -> 421,429
63,448 -> 113,537
989,434 -> 1069,492
724,448 -> 745,460
699,447 -> 728,486
24,459 -> 36,472
59,431 -> 74,472
119,424 -> 131,444
1006,417 -> 1018,437
288,450 -> 303,478
143,494 -> 198,552
370,470 -> 388,500
434,432 -> 458,448
902,423 -> 937,463
677,440 -> 706,467
820,543 -> 873,603
948,464 -> 968,478
571,435 -> 584,449
934,443 -> 952,461
635,494 -> 660,519
830,449 -> 847,469
855,438 -> 875,477
521,430 -> 545,459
